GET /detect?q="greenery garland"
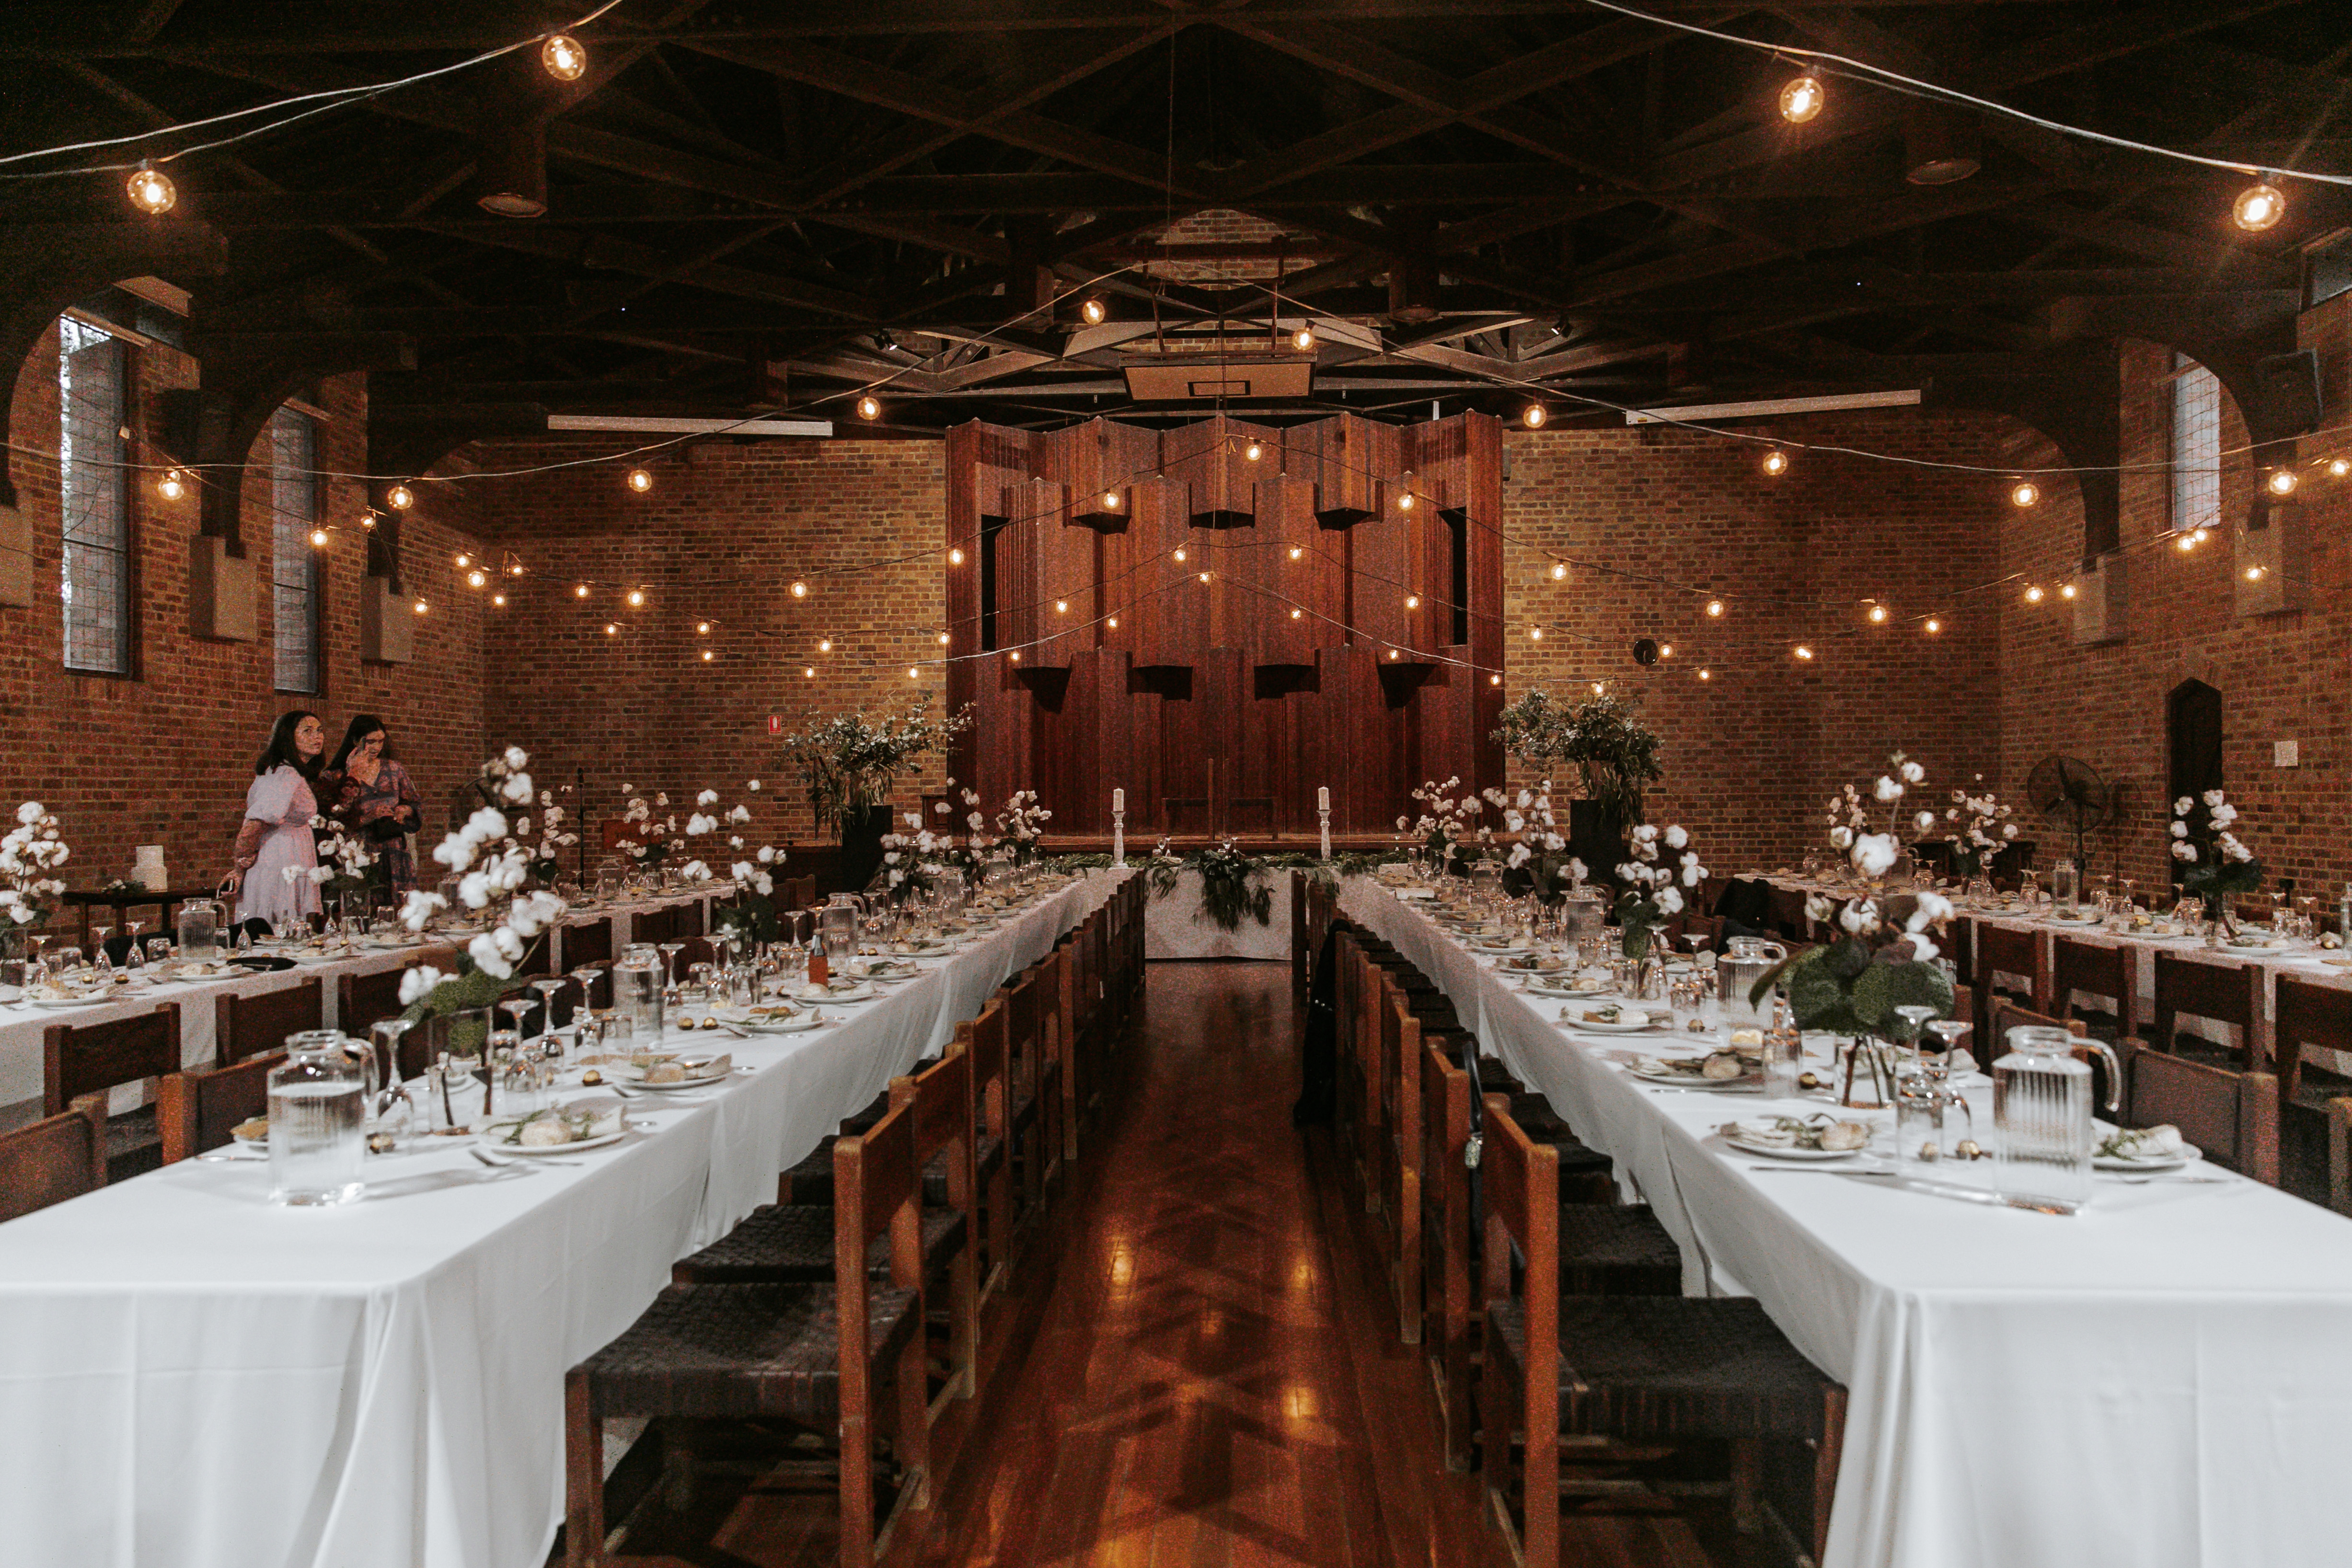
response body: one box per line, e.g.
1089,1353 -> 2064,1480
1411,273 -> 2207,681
1142,847 -> 1408,930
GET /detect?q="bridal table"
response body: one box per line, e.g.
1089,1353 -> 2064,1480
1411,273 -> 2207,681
1340,877 -> 2352,1568
1143,866 -> 1294,960
0,871 -> 1122,1568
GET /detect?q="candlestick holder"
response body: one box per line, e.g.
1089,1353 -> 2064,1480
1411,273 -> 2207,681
1317,806 -> 1332,862
1112,807 -> 1126,867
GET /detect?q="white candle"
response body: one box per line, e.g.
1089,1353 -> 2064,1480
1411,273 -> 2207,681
1318,786 -> 1329,811
1113,787 -> 1125,813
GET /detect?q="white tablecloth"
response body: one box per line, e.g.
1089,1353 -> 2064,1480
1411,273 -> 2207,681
1143,867 -> 1294,960
0,872 -> 1120,1568
1339,878 -> 2352,1568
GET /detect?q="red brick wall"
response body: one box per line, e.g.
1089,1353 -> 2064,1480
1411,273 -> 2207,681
1501,410 -> 2010,873
465,436 -> 950,850
0,323 -> 486,899
1996,319 -> 2352,901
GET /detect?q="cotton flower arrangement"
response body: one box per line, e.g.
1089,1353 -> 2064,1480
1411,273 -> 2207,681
995,789 -> 1052,865
300,816 -> 376,899
397,747 -> 570,1017
619,785 -> 683,870
1482,781 -> 1586,896
1615,820 -> 1706,959
705,783 -> 787,946
0,802 -> 69,929
2170,788 -> 2261,924
1399,776 -> 1489,871
1945,777 -> 2018,880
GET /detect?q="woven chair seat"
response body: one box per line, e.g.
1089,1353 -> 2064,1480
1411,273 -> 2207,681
781,1139 -> 996,1207
579,1281 -> 920,1424
673,1203 -> 968,1286
1557,1204 -> 1683,1296
102,1104 -> 162,1182
1488,1295 -> 1834,1443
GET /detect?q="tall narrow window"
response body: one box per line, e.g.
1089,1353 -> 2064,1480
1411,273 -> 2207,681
270,406 -> 321,693
2169,352 -> 2221,534
58,316 -> 131,674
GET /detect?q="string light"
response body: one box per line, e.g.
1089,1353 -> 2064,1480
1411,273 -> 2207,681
1866,602 -> 1888,623
1292,325 -> 1315,351
1246,441 -> 1264,461
455,552 -> 472,568
126,162 -> 174,214
1291,607 -> 1303,619
2060,582 -> 2078,600
1522,403 -> 1547,429
818,638 -> 832,652
541,34 -> 588,81
1699,668 -> 1712,681
2245,565 -> 2267,581
1173,546 -> 1187,562
2233,182 -> 2285,232
604,623 -> 619,635
1779,74 -> 1825,124
2009,479 -> 2040,508
2024,584 -> 2045,602
507,562 -> 524,576
1054,600 -> 1068,613
156,468 -> 187,501
1405,594 -> 1420,609
949,547 -> 965,565
1397,491 -> 1416,511
2330,458 -> 2351,479
790,580 -> 807,598
2193,526 -> 2211,542
807,667 -> 817,678
1528,627 -> 1543,640
1107,617 -> 1118,629
697,622 -> 710,634
857,395 -> 881,421
908,667 -> 920,680
2266,468 -> 2298,496
1925,618 -> 1942,634
1009,650 -> 1021,662
1198,571 -> 1212,584
1794,645 -> 1814,659
626,588 -> 645,607
467,569 -> 487,588
575,583 -> 591,598
938,632 -> 950,645
1551,562 -> 1567,580
413,600 -> 429,615
1289,546 -> 1303,560
2176,532 -> 2197,552
1706,599 -> 1724,617
1388,647 -> 1401,660
1079,297 -> 1107,325
1591,681 -> 1605,695
1659,644 -> 1674,658
1102,489 -> 1122,510
1490,673 -> 1502,685
359,514 -> 376,530
492,592 -> 507,608
386,483 -> 414,510
1761,449 -> 1788,477
310,528 -> 330,549
626,467 -> 652,493
701,648 -> 714,661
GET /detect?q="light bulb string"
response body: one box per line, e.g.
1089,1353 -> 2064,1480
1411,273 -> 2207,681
1569,0 -> 2352,188
0,0 -> 630,181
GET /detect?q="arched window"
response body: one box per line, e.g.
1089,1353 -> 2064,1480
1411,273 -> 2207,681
2168,352 -> 2221,534
2166,679 -> 2222,879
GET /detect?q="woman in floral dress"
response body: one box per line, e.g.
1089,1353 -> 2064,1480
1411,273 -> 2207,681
320,713 -> 425,895
221,710 -> 325,930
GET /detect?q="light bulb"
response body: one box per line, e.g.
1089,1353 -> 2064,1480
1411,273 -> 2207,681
455,552 -> 471,568
360,514 -> 376,530
1292,325 -> 1315,351
541,34 -> 587,81
2176,532 -> 2197,552
790,580 -> 807,598
697,622 -> 710,634
1761,449 -> 1788,477
575,583 -> 590,598
2266,468 -> 2297,496
1794,645 -> 1814,660
604,623 -> 619,635
2192,526 -> 2211,542
1389,647 -> 1400,660
1054,600 -> 1068,613
1245,441 -> 1264,461
1659,643 -> 1674,658
156,469 -> 187,501
1397,491 -> 1415,510
1591,681 -> 1605,695
1107,616 -> 1118,629
2245,565 -> 2267,581
1867,603 -> 1888,623
2233,182 -> 2285,232
818,638 -> 832,652
413,599 -> 429,615
1489,673 -> 1501,686
1529,626 -> 1543,640
126,162 -> 175,214
626,588 -> 645,607
508,562 -> 524,576
310,528 -> 330,549
1173,547 -> 1187,562
1102,489 -> 1121,509
492,593 -> 508,608
467,569 -> 486,588
2010,480 -> 2040,508
1522,403 -> 1547,429
2330,458 -> 2351,479
1405,594 -> 1420,609
1706,599 -> 1724,617
1289,546 -> 1303,560
2060,582 -> 2078,600
2024,585 -> 2045,603
627,467 -> 652,493
949,547 -> 965,565
856,395 -> 881,420
1698,668 -> 1712,681
1779,74 -> 1824,124
907,667 -> 920,680
1551,563 -> 1567,580
807,667 -> 817,678
1290,608 -> 1303,619
1925,618 -> 1942,634
1009,650 -> 1021,662
1080,297 -> 1106,325
938,632 -> 950,645
701,649 -> 713,661
386,483 -> 414,510
1199,571 -> 1211,584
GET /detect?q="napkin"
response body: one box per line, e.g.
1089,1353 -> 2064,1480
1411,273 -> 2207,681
2098,1123 -> 2183,1161
1728,1118 -> 1797,1147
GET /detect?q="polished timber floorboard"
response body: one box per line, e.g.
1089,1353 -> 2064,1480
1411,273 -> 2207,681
593,962 -> 1752,1568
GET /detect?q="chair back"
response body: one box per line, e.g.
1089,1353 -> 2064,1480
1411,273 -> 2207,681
214,977 -> 324,1065
339,967 -> 411,1036
631,905 -> 676,945
2151,953 -> 2259,1058
158,1049 -> 285,1163
1003,969 -> 1043,1099
962,1002 -> 1010,1142
670,935 -> 718,980
836,1096 -> 923,1294
2274,976 -> 2352,1109
0,1099 -> 106,1222
563,917 -> 612,969
43,1003 -> 180,1116
2120,1043 -> 2278,1185
890,1047 -> 974,1212
783,875 -> 818,911
2050,936 -> 2135,1038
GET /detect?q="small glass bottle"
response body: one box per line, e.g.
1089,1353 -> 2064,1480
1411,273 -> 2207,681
807,935 -> 830,987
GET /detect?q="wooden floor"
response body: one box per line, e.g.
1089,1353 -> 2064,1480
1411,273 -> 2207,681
592,962 -> 1764,1568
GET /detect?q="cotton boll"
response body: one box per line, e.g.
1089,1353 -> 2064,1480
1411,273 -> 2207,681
468,933 -> 514,980
748,780 -> 761,791
1907,934 -> 1940,963
1657,886 -> 1684,915
1852,833 -> 1900,877
398,965 -> 445,1005
2173,842 -> 2197,862
753,873 -> 773,896
1838,899 -> 1880,935
1915,890 -> 1955,924
1830,826 -> 1854,850
15,802 -> 41,825
1916,811 -> 1936,832
1683,862 -> 1705,888
1875,776 -> 1903,802
457,871 -> 491,909
1900,761 -> 1925,784
757,845 -> 777,864
732,861 -> 754,881
2174,796 -> 2193,816
2170,821 -> 2188,839
1664,825 -> 1688,850
1506,842 -> 1532,868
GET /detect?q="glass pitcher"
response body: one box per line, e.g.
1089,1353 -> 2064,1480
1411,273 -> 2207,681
177,897 -> 224,963
1993,1024 -> 2120,1211
820,894 -> 865,966
1714,935 -> 1789,1026
612,943 -> 666,1043
2051,857 -> 2080,916
268,1032 -> 368,1206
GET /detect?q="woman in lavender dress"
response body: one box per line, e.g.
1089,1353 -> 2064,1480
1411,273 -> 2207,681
219,711 -> 325,931
320,713 -> 424,895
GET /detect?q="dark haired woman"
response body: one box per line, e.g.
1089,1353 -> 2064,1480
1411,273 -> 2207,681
220,710 -> 326,928
321,713 -> 425,895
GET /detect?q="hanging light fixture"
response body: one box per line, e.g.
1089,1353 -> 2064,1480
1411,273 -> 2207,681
156,468 -> 187,501
2266,468 -> 2298,496
311,529 -> 331,549
626,588 -> 646,607
626,467 -> 653,493
1706,599 -> 1725,617
126,162 -> 175,214
540,34 -> 588,81
1245,441 -> 1264,461
1761,449 -> 1789,477
413,599 -> 430,615
2024,584 -> 2045,603
467,569 -> 488,588
385,483 -> 415,510
1779,74 -> 1825,125
1101,489 -> 1121,511
492,593 -> 508,608
575,583 -> 591,598
2009,479 -> 2040,508
2059,582 -> 2078,600
1551,562 -> 1568,580
790,580 -> 808,598
1291,324 -> 1315,352
948,547 -> 965,565
2329,458 -> 2351,479
1794,645 -> 1815,660
1522,403 -> 1547,429
1079,297 -> 1107,325
1925,618 -> 1942,634
1866,601 -> 1888,623
856,395 -> 881,421
2233,181 -> 2286,232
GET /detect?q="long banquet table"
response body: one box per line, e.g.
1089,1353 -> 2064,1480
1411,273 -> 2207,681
1339,877 -> 2352,1568
1142,865 -> 1294,960
0,871 -> 1122,1568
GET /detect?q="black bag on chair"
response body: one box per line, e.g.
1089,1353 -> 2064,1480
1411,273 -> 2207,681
1291,930 -> 1340,1127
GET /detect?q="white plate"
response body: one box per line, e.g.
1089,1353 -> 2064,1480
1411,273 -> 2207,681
1522,980 -> 1611,999
482,1126 -> 629,1154
28,994 -> 110,1009
1630,1063 -> 1762,1090
1724,1133 -> 1865,1161
740,1014 -> 824,1034
2093,1141 -> 2201,1172
1563,1012 -> 1669,1034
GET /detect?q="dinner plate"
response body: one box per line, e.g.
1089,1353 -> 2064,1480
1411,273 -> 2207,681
740,1013 -> 824,1034
1562,1011 -> 1669,1034
1723,1132 -> 1863,1161
614,1069 -> 731,1091
483,1126 -> 630,1154
27,993 -> 110,1009
1629,1062 -> 1762,1089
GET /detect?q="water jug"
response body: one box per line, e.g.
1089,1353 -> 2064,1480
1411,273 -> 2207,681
268,1032 -> 368,1206
612,943 -> 666,1043
2051,857 -> 2080,915
820,894 -> 865,966
1993,1025 -> 2120,1211
1714,935 -> 1789,1026
177,897 -> 223,963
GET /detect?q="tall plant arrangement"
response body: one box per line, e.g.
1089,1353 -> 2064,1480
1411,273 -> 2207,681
2171,788 -> 2260,926
1493,690 -> 1663,830
778,701 -> 973,836
0,802 -> 69,936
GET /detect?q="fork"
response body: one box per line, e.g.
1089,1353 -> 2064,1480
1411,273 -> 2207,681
471,1147 -> 576,1170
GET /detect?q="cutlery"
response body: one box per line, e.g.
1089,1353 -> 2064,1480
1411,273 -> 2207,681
2103,1173 -> 2232,1186
1743,1164 -> 1893,1176
471,1147 -> 576,1169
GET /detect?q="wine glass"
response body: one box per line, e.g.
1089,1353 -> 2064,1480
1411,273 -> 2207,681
90,925 -> 113,971
1923,1015 -> 1973,1081
569,964 -> 608,1012
530,977 -> 571,1043
657,940 -> 686,985
123,917 -> 145,960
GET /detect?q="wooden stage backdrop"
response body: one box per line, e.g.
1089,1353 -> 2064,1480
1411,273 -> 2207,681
944,412 -> 1506,840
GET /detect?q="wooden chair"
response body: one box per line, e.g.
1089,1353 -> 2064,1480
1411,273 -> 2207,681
339,966 -> 411,1038
2273,977 -> 2352,1206
1479,1098 -> 1845,1567
1420,1035 -> 1478,1469
43,1003 -> 181,1181
157,1049 -> 285,1164
669,936 -> 717,982
2149,952 -> 2260,1067
1971,922 -> 2045,1041
958,1003 -> 1017,1298
562,916 -> 612,971
1379,982 -> 1423,1345
1000,965 -> 1061,1216
2119,1043 -> 2278,1185
214,977 -> 325,1065
0,1097 -> 107,1222
1989,1000 -> 2116,1108
782,875 -> 818,911
565,1097 -> 930,1568
629,904 -> 676,946
2049,936 -> 2141,1045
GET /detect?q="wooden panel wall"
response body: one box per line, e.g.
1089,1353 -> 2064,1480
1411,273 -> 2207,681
944,413 -> 1504,838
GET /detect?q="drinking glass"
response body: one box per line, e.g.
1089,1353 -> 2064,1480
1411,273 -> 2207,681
569,964 -> 608,1012
145,936 -> 172,967
674,981 -> 715,1030
1762,1028 -> 1804,1100
657,941 -> 686,985
1923,1016 -> 1972,1078
53,945 -> 83,980
530,977 -> 571,1040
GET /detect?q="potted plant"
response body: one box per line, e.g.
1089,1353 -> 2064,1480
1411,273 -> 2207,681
779,702 -> 972,889
1493,690 -> 1663,876
2171,788 -> 2260,943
